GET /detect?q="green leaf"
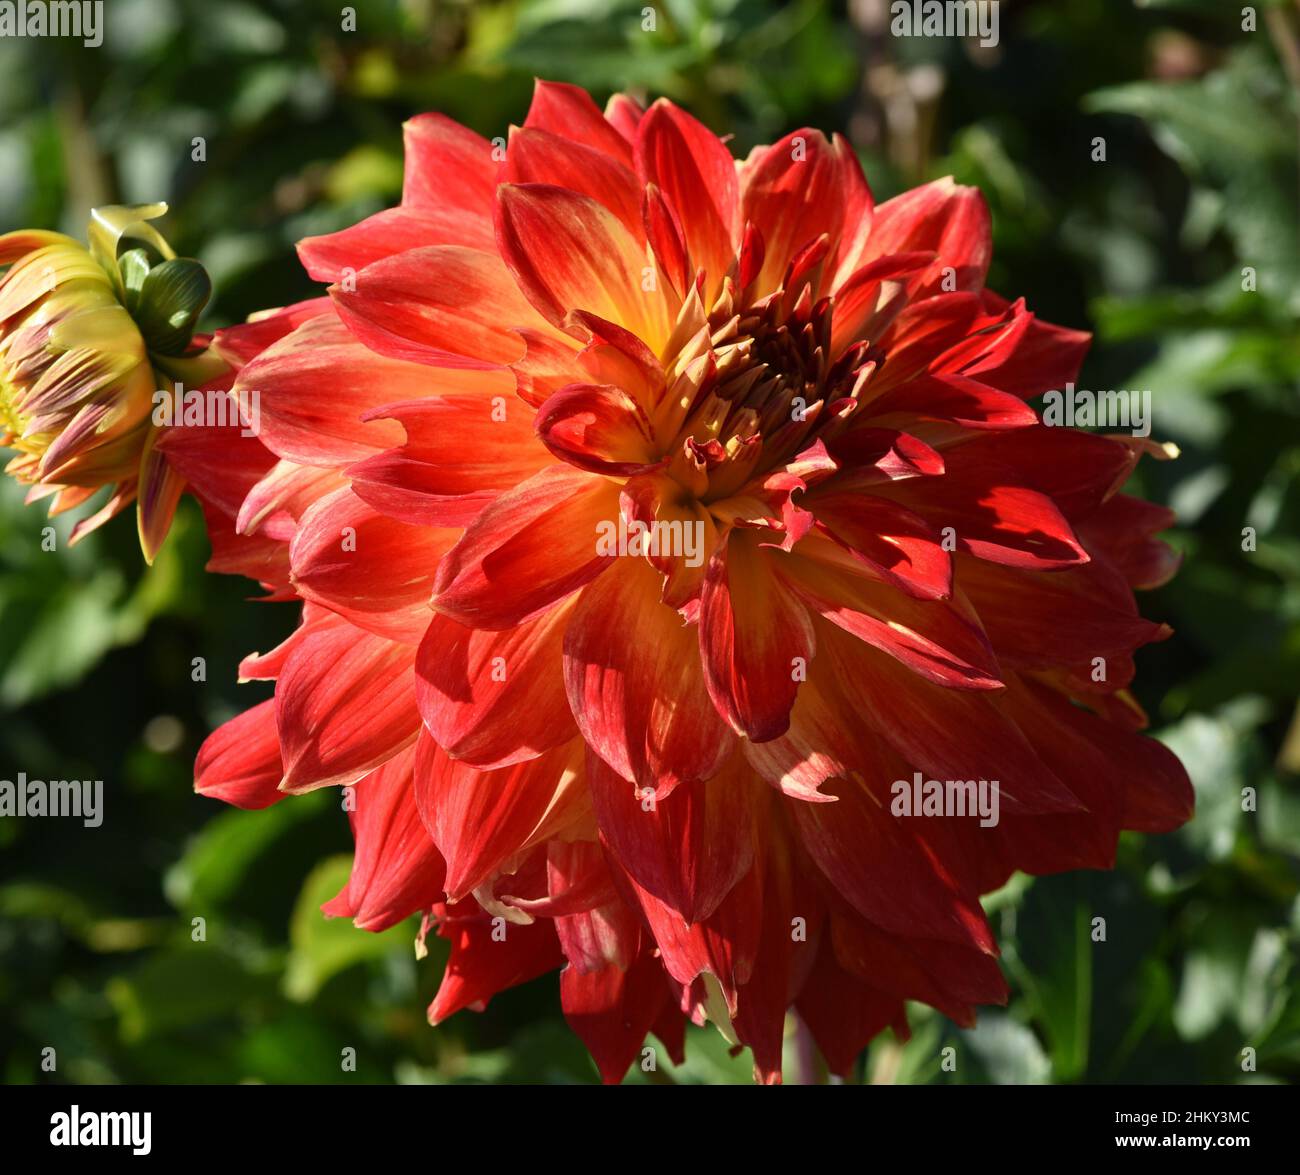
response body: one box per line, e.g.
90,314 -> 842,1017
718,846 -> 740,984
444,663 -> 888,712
1173,915 -> 1257,1041
282,855 -> 412,1002
165,788 -> 329,913
1004,887 -> 1093,1081
1086,47 -> 1300,308
1158,702 -> 1270,861
962,1014 -> 1052,1085
0,481 -> 199,706
107,945 -> 272,1043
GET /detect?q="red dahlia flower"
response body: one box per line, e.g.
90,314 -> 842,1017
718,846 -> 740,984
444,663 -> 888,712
190,81 -> 1192,1083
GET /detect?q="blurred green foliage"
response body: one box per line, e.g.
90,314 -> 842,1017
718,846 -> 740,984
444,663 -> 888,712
0,0 -> 1297,1084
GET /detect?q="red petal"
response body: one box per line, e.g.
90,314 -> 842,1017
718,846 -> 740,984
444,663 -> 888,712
432,464 -> 620,629
642,184 -> 691,300
866,372 -> 1039,430
588,749 -> 756,924
211,298 -> 332,366
957,554 -> 1170,671
237,459 -> 342,542
289,487 -> 453,645
882,457 -> 1089,570
820,622 -> 1081,816
1118,729 -> 1195,834
297,112 -> 498,283
730,821 -> 822,1083
322,745 -> 447,931
348,388 -> 546,528
861,177 -> 991,296
829,251 -> 934,352
276,613 -> 420,792
509,327 -> 585,408
825,427 -> 945,489
535,382 -> 661,475
400,112 -> 498,215
415,732 -> 585,901
331,246 -> 547,369
298,207 -> 496,284
563,555 -> 735,795
237,608 -> 316,683
528,839 -> 621,920
872,291 -> 984,386
616,853 -> 763,1012
790,770 -> 996,953
651,1004 -> 687,1066
782,551 -> 1002,691
954,295 -> 1091,400
505,125 -> 643,240
795,941 -> 906,1078
954,426 -> 1137,520
620,471 -> 720,609
1077,493 -> 1181,590
194,698 -> 283,809
415,604 -> 577,770
155,408 -> 276,525
561,950 -> 672,1084
199,505 -> 292,591
806,489 -> 952,599
1004,678 -> 1192,838
635,100 -> 738,297
428,906 -> 564,1024
234,312 -> 414,466
743,670 -> 862,802
546,842 -> 637,972
524,79 -> 634,167
698,530 -> 816,741
496,183 -> 672,352
604,93 -> 644,142
741,130 -> 866,292
830,915 -> 1007,1025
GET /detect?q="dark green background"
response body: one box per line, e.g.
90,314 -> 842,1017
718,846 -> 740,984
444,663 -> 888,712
0,0 -> 1297,1084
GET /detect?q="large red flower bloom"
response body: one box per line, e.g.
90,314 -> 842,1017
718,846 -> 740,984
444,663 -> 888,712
189,82 -> 1192,1083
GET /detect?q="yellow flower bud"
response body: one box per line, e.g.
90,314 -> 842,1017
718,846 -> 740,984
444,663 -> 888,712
0,204 -> 225,560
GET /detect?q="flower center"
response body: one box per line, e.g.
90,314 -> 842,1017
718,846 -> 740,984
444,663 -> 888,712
656,235 -> 878,506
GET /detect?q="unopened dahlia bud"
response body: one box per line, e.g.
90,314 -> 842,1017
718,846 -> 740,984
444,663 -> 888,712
0,204 -> 225,559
